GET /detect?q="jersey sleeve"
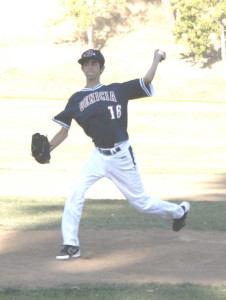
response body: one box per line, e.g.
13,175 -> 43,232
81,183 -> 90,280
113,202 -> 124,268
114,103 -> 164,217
52,97 -> 74,129
120,78 -> 154,100
139,78 -> 154,97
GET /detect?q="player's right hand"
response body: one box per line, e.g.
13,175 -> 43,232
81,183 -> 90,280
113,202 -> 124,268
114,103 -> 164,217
155,49 -> 166,62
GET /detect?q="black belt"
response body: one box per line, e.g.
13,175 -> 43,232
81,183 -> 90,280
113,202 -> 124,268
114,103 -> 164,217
98,147 -> 121,156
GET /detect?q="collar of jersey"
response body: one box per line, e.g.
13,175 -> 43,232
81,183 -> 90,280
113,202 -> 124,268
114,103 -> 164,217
82,83 -> 103,92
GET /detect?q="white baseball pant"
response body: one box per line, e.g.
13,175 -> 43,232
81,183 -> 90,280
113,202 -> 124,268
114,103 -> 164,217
61,141 -> 184,246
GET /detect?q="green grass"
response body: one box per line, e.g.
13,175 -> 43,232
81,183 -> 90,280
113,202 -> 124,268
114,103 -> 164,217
1,283 -> 226,300
0,197 -> 225,231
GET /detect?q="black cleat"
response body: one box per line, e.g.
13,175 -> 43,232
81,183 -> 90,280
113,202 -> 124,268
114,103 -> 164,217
56,245 -> 80,260
173,202 -> 190,232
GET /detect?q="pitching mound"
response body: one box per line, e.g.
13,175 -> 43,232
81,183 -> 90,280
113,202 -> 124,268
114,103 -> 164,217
1,229 -> 226,289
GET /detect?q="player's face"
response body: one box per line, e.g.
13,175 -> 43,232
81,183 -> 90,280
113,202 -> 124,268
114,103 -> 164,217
82,59 -> 104,80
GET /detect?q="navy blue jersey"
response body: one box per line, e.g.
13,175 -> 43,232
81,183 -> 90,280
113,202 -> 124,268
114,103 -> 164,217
53,78 -> 154,148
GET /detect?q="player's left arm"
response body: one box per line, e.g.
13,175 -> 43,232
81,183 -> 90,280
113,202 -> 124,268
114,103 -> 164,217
49,126 -> 69,152
143,50 -> 166,86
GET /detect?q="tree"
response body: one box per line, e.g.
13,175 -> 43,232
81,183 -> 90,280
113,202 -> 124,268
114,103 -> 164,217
60,0 -> 127,48
171,0 -> 226,78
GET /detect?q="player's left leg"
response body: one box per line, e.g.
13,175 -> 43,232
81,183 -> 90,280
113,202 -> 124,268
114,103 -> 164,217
107,142 -> 186,221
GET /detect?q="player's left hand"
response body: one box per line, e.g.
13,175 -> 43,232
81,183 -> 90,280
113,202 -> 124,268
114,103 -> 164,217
31,133 -> 51,164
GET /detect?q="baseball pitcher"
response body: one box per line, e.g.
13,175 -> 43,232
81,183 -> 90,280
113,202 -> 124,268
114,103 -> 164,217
33,49 -> 190,260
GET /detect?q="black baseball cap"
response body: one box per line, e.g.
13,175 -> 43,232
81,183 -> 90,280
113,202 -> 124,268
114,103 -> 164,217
78,49 -> 105,66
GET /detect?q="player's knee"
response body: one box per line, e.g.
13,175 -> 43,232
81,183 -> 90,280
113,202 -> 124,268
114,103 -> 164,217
67,183 -> 86,199
65,188 -> 85,210
129,196 -> 151,213
64,197 -> 84,215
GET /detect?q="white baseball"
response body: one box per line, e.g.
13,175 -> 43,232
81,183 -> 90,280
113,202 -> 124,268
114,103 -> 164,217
158,50 -> 164,56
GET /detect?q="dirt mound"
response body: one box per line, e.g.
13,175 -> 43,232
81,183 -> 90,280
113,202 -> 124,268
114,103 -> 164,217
1,229 -> 225,289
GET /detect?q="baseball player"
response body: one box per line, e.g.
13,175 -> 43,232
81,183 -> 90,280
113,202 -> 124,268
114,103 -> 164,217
49,49 -> 190,260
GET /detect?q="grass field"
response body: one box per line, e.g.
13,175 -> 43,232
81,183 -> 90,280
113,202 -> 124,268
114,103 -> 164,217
0,197 -> 226,232
1,283 -> 226,300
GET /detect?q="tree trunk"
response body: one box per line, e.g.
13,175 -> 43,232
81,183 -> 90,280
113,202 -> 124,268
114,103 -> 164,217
161,0 -> 175,28
220,20 -> 226,81
87,25 -> 93,48
87,0 -> 94,48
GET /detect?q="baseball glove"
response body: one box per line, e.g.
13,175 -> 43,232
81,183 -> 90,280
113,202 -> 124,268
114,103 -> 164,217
31,133 -> 51,164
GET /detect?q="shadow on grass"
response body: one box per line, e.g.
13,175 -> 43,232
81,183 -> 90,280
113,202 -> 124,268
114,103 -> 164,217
179,48 -> 222,69
169,174 -> 226,202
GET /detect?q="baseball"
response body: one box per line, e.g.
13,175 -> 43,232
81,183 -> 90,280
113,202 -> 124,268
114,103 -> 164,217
157,50 -> 165,62
158,50 -> 164,56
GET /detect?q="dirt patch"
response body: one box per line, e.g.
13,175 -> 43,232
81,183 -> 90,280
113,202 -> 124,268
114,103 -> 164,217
1,229 -> 226,289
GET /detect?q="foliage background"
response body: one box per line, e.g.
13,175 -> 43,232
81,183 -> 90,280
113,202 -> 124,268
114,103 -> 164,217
0,0 -> 225,100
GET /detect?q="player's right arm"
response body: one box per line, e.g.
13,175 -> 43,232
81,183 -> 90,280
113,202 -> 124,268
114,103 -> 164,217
49,127 -> 69,152
143,50 -> 166,86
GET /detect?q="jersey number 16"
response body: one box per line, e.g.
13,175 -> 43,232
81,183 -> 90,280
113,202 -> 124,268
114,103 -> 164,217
108,105 -> 122,119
